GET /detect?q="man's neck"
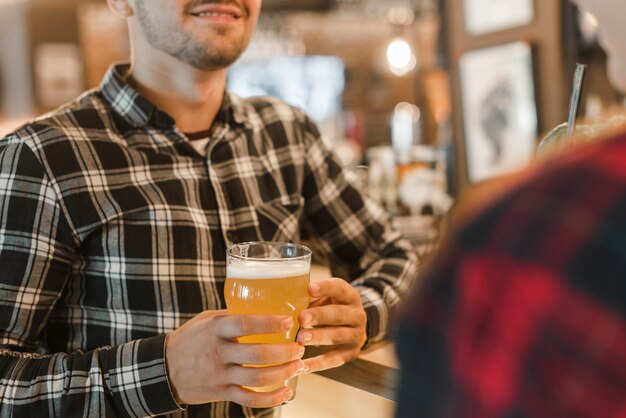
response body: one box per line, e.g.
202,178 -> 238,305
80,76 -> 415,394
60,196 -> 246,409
127,57 -> 229,133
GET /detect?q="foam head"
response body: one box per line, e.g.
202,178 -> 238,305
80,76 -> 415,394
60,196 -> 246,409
227,260 -> 310,280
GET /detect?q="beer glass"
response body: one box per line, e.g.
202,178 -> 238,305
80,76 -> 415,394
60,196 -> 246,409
225,241 -> 312,401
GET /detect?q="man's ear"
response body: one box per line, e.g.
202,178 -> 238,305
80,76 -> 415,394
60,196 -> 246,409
106,0 -> 134,18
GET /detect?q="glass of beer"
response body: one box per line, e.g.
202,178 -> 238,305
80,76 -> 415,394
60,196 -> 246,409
225,241 -> 312,402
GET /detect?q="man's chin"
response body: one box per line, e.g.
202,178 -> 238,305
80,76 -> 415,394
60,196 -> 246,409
176,50 -> 243,72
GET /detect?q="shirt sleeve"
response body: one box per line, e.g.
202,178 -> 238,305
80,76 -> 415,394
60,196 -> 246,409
299,116 -> 420,346
0,138 -> 183,417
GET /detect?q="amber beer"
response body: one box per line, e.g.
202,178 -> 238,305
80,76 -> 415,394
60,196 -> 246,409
225,242 -> 312,399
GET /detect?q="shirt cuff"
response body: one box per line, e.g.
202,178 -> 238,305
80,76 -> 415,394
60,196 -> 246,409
356,286 -> 388,349
104,335 -> 186,417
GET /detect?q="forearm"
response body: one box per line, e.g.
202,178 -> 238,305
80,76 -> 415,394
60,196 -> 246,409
0,336 -> 182,418
300,116 -> 420,345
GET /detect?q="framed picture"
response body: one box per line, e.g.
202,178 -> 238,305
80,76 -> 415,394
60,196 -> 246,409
459,41 -> 538,183
443,0 -> 565,195
463,0 -> 534,36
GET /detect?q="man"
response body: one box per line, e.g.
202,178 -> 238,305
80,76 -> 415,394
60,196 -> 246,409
395,0 -> 626,417
0,0 -> 419,417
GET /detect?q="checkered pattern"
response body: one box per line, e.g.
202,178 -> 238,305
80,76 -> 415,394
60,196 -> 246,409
395,131 -> 626,418
0,64 -> 419,417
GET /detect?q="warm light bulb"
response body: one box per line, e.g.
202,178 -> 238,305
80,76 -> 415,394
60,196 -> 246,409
394,102 -> 421,122
387,38 -> 416,76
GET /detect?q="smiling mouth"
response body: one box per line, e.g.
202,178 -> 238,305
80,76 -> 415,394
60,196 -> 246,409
190,11 -> 239,18
187,2 -> 244,20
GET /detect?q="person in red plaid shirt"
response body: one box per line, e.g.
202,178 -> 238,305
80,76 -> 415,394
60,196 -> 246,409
395,0 -> 626,417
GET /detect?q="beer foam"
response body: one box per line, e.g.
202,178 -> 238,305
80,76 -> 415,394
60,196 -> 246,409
227,261 -> 310,280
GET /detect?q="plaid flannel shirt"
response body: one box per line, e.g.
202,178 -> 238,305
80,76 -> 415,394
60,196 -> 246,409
395,130 -> 626,418
0,64 -> 418,418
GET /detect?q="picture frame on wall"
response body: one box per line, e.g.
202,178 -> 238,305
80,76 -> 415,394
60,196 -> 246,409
463,0 -> 535,36
459,41 -> 538,183
443,0 -> 565,195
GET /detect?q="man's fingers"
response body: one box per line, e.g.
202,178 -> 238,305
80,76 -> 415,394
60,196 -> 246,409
226,342 -> 305,366
215,314 -> 293,339
302,346 -> 356,373
299,305 -> 366,328
224,385 -> 293,408
308,278 -> 359,304
226,360 -> 305,388
297,326 -> 363,346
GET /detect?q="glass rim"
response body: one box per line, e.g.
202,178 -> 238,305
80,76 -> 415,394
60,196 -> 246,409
226,241 -> 312,262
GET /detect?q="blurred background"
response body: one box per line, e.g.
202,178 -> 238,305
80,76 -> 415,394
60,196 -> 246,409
0,0 -> 620,248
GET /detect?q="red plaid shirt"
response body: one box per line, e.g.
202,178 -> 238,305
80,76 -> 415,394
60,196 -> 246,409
396,129 -> 626,418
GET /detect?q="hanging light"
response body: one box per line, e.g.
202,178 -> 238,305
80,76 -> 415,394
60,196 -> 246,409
387,37 -> 416,76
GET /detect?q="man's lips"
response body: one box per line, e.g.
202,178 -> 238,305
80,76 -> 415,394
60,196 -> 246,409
188,4 -> 243,19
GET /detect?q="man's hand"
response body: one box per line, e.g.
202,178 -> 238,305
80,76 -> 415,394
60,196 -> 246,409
165,311 -> 306,408
297,278 -> 367,373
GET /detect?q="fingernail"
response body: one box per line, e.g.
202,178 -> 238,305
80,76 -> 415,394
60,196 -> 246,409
298,346 -> 305,357
284,389 -> 294,402
302,312 -> 312,325
304,363 -> 310,373
297,360 -> 305,373
309,283 -> 320,296
300,332 -> 312,343
282,317 -> 293,330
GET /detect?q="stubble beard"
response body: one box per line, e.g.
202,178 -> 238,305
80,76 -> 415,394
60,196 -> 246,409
134,0 -> 249,71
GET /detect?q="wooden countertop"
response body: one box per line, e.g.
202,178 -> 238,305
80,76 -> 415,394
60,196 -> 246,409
280,372 -> 396,418
310,341 -> 398,400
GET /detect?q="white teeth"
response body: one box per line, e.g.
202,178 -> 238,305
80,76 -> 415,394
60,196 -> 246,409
194,12 -> 235,17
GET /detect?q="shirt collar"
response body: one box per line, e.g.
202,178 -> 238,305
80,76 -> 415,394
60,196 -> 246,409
100,63 -> 158,128
100,63 -> 249,130
226,93 -> 252,128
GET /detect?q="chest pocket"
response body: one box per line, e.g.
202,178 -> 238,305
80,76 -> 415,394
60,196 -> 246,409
255,195 -> 304,243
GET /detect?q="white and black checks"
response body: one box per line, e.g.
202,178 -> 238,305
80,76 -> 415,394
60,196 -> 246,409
0,64 -> 419,417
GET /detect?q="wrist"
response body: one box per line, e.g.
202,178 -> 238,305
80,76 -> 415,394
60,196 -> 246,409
164,333 -> 186,407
